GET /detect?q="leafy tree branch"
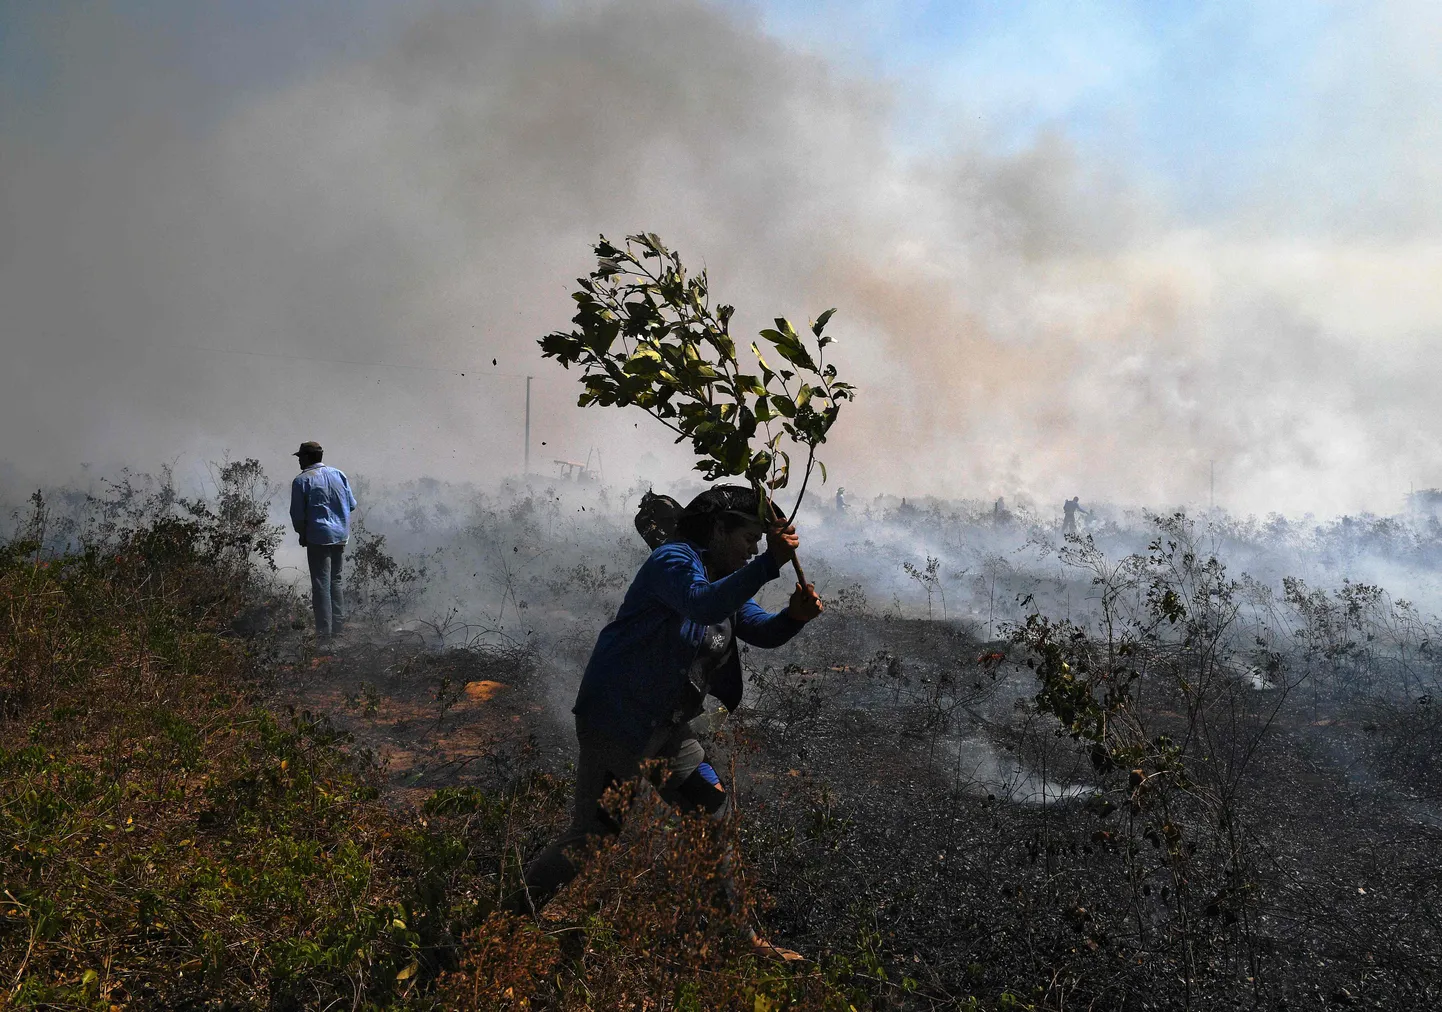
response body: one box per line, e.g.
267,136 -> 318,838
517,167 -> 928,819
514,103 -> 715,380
539,232 -> 854,529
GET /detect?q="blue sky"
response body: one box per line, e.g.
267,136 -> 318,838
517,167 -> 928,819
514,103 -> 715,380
738,0 -> 1331,218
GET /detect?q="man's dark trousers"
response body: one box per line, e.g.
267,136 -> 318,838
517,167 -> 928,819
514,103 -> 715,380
306,543 -> 346,638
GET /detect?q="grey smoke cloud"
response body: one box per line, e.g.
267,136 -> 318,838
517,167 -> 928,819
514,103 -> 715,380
3,0 -> 1441,516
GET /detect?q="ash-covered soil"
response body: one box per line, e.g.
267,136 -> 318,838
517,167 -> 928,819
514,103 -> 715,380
275,638 -> 574,809
282,607 -> 1442,1011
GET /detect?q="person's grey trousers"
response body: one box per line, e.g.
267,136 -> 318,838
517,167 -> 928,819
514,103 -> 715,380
305,543 -> 346,638
518,716 -> 720,912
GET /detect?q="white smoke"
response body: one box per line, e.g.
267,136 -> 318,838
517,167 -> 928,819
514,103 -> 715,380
4,0 -> 1442,517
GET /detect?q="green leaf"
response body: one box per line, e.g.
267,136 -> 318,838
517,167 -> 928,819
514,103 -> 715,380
768,449 -> 792,489
707,330 -> 737,361
811,308 -> 836,337
750,343 -> 776,384
747,450 -> 772,481
734,373 -> 766,395
585,318 -> 621,356
538,331 -> 583,364
773,338 -> 816,370
770,395 -> 796,418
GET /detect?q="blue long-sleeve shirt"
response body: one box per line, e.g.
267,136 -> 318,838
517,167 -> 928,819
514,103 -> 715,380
573,540 -> 805,749
290,464 -> 357,546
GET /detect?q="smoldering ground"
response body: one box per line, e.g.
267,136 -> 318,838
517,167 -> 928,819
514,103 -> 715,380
291,472 -> 1442,1006
7,1 -> 1442,514
18,459 -> 1442,1006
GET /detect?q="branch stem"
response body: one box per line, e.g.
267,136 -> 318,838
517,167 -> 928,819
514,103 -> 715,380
786,443 -> 817,525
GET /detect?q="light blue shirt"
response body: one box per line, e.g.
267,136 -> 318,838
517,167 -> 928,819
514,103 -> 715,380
290,464 -> 357,546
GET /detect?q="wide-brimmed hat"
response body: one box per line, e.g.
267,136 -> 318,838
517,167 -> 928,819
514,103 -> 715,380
293,441 -> 323,457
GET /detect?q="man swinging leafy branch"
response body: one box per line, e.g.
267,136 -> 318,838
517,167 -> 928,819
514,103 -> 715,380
538,232 -> 854,581
515,234 -> 855,961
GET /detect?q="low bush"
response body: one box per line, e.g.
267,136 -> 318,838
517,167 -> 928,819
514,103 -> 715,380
0,495 -> 466,1008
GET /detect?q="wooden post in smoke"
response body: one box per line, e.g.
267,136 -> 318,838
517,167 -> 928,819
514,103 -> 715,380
538,232 -> 855,586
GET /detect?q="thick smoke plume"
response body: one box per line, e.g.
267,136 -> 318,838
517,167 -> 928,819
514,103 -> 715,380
4,0 -> 1442,516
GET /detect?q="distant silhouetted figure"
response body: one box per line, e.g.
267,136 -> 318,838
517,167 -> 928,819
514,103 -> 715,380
993,497 -> 1009,526
290,441 -> 357,643
835,487 -> 847,513
1062,496 -> 1088,536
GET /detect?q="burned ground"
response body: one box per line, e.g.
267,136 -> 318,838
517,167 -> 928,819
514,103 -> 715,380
279,596 -> 1442,1009
9,470 -> 1442,1009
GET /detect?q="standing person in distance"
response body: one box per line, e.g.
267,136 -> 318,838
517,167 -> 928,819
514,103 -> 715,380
290,441 -> 357,645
